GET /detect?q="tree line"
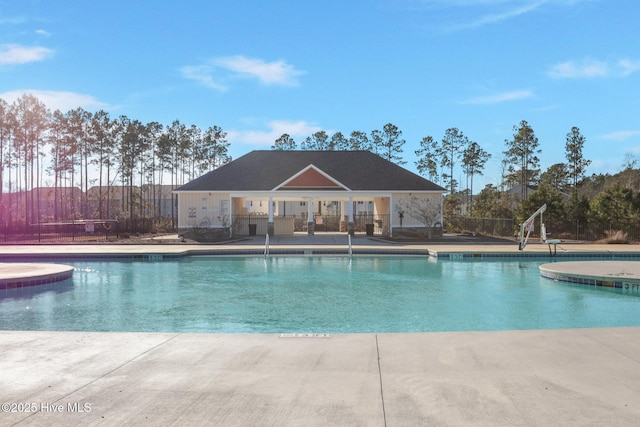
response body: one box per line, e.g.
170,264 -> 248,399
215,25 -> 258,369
2,93 -> 636,239
272,123 -> 493,198
271,120 -> 636,240
0,94 -> 230,227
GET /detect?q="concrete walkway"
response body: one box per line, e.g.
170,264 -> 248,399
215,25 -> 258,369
2,238 -> 640,426
0,233 -> 639,258
2,328 -> 640,426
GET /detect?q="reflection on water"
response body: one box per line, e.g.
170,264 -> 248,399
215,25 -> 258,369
0,279 -> 74,302
0,257 -> 638,334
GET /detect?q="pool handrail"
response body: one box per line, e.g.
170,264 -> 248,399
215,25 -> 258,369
264,234 -> 270,258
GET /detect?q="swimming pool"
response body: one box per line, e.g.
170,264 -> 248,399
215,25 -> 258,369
1,256 -> 639,333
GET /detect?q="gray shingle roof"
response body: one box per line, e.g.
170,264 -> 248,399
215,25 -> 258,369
175,150 -> 446,192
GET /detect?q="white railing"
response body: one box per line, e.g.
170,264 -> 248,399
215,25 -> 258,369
518,204 -> 547,251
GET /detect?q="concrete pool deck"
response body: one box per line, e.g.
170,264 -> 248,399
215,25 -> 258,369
2,237 -> 640,425
2,328 -> 640,426
1,233 -> 640,257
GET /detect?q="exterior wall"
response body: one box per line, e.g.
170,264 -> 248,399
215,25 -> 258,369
243,199 -> 269,215
392,193 -> 424,227
177,192 -> 230,229
391,192 -> 443,238
373,197 -> 390,216
232,198 -> 246,215
274,217 -> 295,234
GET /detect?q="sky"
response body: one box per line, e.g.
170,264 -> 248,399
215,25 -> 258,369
1,0 -> 640,191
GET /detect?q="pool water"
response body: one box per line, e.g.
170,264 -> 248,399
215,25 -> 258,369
1,257 -> 639,333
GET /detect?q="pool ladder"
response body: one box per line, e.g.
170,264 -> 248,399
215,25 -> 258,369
264,234 -> 270,258
348,234 -> 353,258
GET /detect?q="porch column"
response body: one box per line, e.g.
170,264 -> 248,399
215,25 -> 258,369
267,196 -> 274,236
307,196 -> 314,236
347,196 -> 354,236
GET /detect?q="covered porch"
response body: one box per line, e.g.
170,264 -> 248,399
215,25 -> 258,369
230,193 -> 392,237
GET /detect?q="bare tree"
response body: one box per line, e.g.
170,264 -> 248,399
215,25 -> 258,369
397,195 -> 442,238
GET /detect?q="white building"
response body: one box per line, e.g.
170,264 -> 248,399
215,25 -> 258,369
174,150 -> 446,240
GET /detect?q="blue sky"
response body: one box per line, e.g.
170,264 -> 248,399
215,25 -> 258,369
1,0 -> 639,190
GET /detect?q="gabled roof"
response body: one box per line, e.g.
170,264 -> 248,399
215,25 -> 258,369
175,150 -> 446,192
276,165 -> 349,190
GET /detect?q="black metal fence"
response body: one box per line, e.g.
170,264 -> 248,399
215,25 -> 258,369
0,218 -> 158,244
447,216 -> 640,242
550,221 -> 640,242
354,214 -> 390,236
446,216 -> 516,238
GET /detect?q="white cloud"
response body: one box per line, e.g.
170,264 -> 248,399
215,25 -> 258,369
618,59 -> 640,77
0,17 -> 26,25
548,59 -> 608,79
420,0 -> 588,8
35,29 -> 52,37
0,90 -> 109,112
461,89 -> 533,104
0,44 -> 53,65
548,58 -> 640,79
422,0 -> 589,31
214,56 -> 304,86
462,1 -> 546,29
601,130 -> 640,141
181,55 -> 304,91
180,65 -> 227,91
227,120 -> 322,146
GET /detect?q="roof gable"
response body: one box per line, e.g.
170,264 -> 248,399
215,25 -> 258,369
276,165 -> 348,191
175,150 -> 447,193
